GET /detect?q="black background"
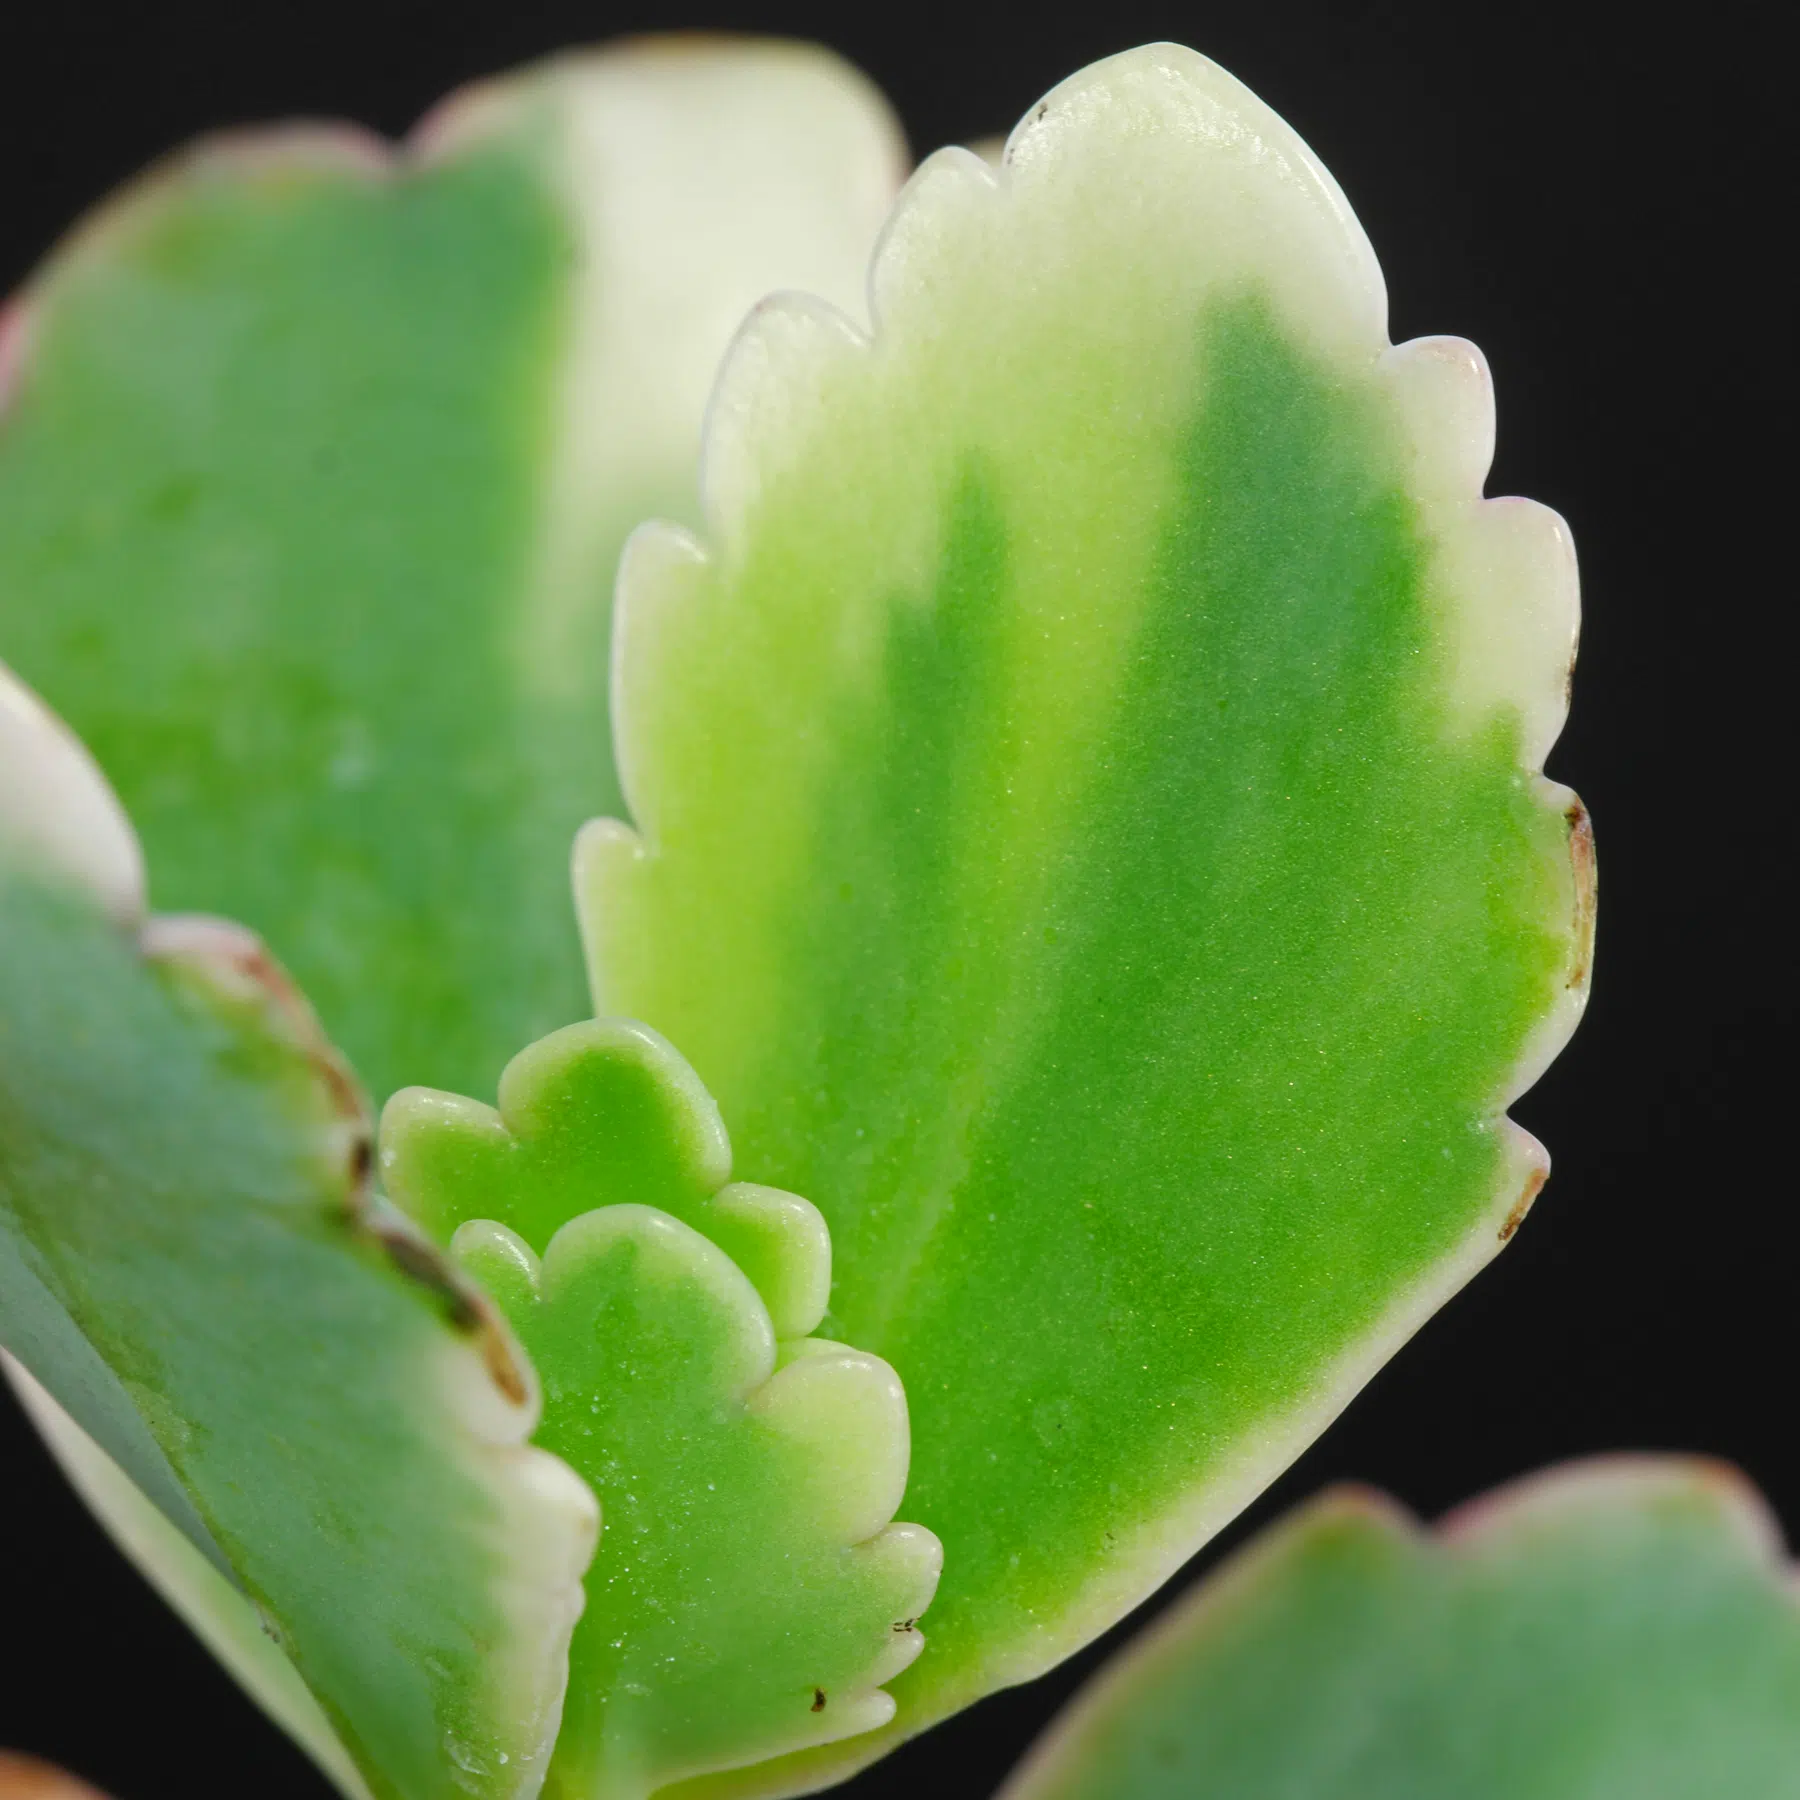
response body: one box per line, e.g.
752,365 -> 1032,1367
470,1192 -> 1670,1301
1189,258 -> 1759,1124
0,2 -> 1788,1795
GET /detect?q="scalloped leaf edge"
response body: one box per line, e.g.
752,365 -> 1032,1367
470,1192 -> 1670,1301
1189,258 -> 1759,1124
456,1204 -> 941,1787
576,41 -> 1595,1791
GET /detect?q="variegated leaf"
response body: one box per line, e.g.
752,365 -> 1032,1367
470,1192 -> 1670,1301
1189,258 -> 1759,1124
0,37 -> 903,1105
383,1021 -> 940,1799
1,662 -> 596,1800
577,41 -> 1593,1776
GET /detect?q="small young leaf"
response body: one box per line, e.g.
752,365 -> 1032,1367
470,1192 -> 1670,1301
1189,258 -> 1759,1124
382,1024 -> 940,1798
1000,1460 -> 1800,1800
0,663 -> 597,1800
383,1018 -> 833,1341
0,38 -> 904,1105
577,41 -> 1593,1769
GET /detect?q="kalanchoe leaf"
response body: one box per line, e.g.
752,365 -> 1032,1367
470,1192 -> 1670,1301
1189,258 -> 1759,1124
384,1019 -> 832,1341
382,1023 -> 940,1799
1000,1460 -> 1800,1799
5,1358 -> 375,1800
0,662 -> 598,1800
0,37 -> 904,1106
576,39 -> 1594,1771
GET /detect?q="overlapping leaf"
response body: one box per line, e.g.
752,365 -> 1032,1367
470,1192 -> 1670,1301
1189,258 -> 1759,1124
384,1022 -> 940,1800
0,41 -> 914,1793
0,38 -> 903,1104
577,41 -> 1594,1772
6,1358 -> 374,1800
1001,1460 -> 1800,1799
0,663 -> 596,1800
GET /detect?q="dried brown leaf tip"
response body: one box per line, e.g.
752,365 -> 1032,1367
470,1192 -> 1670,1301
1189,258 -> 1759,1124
0,1753 -> 112,1800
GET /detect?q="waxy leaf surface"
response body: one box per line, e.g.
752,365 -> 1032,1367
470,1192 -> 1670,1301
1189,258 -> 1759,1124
1002,1461 -> 1800,1800
0,665 -> 597,1800
579,42 -> 1593,1766
383,1023 -> 940,1800
6,1357 -> 374,1800
0,38 -> 903,1105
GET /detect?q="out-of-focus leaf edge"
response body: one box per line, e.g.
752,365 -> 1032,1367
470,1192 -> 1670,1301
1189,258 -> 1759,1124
2,1354 -> 376,1800
994,1457 -> 1798,1799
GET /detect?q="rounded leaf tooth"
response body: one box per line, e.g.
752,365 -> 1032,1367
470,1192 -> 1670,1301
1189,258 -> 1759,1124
866,146 -> 1000,337
572,813 -> 647,894
803,1689 -> 895,1751
137,910 -> 374,1201
1496,786 -> 1595,1107
498,1018 -> 732,1215
451,1218 -> 545,1317
1383,334 -> 1497,506
850,1522 -> 945,1685
1432,497 -> 1582,769
0,660 -> 143,924
702,1182 -> 832,1339
748,1341 -> 912,1543
700,293 -> 870,557
380,1088 -> 515,1244
385,1016 -> 738,1255
608,523 -> 712,835
542,1202 -> 776,1399
1000,42 -> 1386,354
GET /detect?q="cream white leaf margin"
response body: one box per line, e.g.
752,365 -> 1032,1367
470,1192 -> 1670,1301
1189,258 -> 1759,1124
581,41 -> 1594,1792
0,655 -> 599,1798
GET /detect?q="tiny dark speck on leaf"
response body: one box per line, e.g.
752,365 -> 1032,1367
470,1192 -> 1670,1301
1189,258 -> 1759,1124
811,1688 -> 826,1712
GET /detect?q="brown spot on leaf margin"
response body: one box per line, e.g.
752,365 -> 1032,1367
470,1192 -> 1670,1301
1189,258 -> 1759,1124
137,913 -> 532,1410
1498,1165 -> 1548,1243
1564,796 -> 1596,994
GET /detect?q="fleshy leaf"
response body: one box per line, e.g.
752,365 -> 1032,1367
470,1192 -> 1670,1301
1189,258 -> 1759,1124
382,1024 -> 940,1798
1000,1460 -> 1800,1799
576,40 -> 1593,1768
5,1356 -> 374,1800
382,1018 -> 834,1341
0,37 -> 904,1105
0,662 -> 597,1799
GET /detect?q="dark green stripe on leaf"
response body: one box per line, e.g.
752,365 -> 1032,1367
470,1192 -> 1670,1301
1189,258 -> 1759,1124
721,294 -> 1569,1681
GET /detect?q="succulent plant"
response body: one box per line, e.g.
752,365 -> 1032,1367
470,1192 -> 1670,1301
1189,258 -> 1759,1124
2,30 -> 1783,1800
